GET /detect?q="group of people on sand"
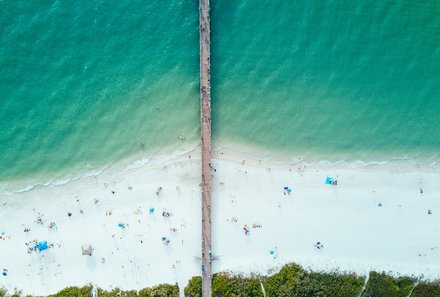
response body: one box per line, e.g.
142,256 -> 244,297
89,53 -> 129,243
241,223 -> 263,235
0,231 -> 11,240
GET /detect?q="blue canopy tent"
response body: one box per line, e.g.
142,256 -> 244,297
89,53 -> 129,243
38,241 -> 48,251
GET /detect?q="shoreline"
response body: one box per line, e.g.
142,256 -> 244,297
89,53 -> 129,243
1,145 -> 440,295
0,142 -> 200,195
2,141 -> 439,195
214,140 -> 440,170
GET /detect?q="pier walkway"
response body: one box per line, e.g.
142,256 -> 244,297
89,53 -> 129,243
199,0 -> 212,296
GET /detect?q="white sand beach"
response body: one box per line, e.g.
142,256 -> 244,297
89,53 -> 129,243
1,147 -> 440,295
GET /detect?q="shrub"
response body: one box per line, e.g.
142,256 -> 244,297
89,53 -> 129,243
138,284 -> 179,297
46,285 -> 92,297
264,263 -> 364,297
412,281 -> 440,297
184,276 -> 202,297
184,273 -> 262,297
362,272 -> 415,297
263,263 -> 303,296
0,287 -> 7,297
212,273 -> 263,297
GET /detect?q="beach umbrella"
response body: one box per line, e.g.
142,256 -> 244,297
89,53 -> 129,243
81,244 -> 93,256
149,207 -> 155,213
38,241 -> 48,251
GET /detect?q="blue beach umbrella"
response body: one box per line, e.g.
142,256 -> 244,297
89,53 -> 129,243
149,207 -> 155,213
38,241 -> 48,251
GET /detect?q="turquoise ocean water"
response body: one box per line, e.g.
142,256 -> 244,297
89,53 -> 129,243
1,1 -> 440,189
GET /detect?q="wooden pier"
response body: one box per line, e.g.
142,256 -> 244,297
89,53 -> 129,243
199,0 -> 212,296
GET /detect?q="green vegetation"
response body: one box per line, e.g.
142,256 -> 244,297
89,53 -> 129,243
264,263 -> 364,297
0,288 -> 7,297
138,284 -> 179,297
46,285 -> 92,297
412,281 -> 440,297
361,271 -> 415,297
184,274 -> 262,297
2,284 -> 179,297
3,264 -> 440,297
184,264 -> 364,297
182,266 -> 440,297
184,276 -> 202,297
0,288 -> 23,297
94,284 -> 179,297
212,273 -> 263,297
96,288 -> 138,297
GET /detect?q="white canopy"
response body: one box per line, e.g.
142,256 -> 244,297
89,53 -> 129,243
81,244 -> 93,256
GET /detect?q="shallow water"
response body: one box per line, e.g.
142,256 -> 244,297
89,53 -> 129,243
211,0 -> 440,161
0,1 -> 200,183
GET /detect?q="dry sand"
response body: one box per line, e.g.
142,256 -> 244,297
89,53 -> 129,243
1,147 -> 440,295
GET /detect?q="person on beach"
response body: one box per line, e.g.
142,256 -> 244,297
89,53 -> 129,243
2,269 -> 7,276
243,224 -> 250,235
162,211 -> 172,217
227,217 -> 238,223
270,247 -> 278,259
48,222 -> 56,229
315,242 -> 324,249
35,213 -> 44,225
162,237 -> 170,245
